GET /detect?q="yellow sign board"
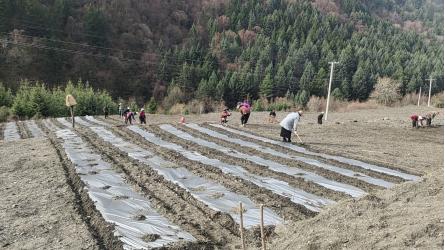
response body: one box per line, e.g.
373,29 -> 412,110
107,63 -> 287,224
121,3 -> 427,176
65,95 -> 77,107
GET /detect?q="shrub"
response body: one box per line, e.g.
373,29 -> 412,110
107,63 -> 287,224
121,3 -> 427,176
370,77 -> 401,106
11,80 -> 116,119
146,97 -> 158,114
163,85 -> 187,111
307,96 -> 326,112
295,90 -> 309,107
432,92 -> 444,108
0,106 -> 10,122
168,103 -> 186,115
0,83 -> 13,107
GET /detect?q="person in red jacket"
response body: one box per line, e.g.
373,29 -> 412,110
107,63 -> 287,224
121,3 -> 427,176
220,108 -> 231,125
238,102 -> 251,127
410,114 -> 419,128
139,108 -> 146,124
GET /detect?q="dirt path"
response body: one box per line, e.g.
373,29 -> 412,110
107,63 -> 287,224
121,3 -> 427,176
0,138 -> 99,249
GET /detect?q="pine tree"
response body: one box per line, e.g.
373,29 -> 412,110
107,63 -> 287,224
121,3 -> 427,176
299,61 -> 315,94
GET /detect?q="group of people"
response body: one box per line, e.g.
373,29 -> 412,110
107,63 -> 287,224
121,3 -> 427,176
220,100 -> 252,126
219,99 -> 303,143
410,111 -> 440,128
118,103 -> 146,125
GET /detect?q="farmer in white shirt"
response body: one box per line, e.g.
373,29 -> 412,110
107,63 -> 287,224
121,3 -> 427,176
279,110 -> 303,142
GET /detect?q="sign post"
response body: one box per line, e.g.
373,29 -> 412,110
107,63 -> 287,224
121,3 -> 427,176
65,95 -> 77,128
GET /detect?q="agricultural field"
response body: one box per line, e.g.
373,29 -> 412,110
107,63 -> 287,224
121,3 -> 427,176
0,105 -> 443,249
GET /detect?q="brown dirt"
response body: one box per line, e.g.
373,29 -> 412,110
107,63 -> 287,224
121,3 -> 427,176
0,138 -> 99,249
69,119 -> 238,247
16,121 -> 30,139
120,124 -> 316,221
0,122 -> 4,140
1,105 -> 442,249
105,105 -> 444,249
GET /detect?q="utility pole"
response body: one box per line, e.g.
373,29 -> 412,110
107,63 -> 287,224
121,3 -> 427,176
426,77 -> 435,107
417,86 -> 422,106
325,61 -> 339,121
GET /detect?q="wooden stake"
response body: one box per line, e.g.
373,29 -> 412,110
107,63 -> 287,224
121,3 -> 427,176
260,204 -> 266,250
70,106 -> 75,128
239,202 -> 246,250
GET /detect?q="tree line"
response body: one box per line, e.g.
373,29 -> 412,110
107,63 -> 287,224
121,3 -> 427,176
0,0 -> 443,110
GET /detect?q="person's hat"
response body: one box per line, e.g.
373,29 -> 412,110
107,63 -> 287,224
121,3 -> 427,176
141,108 -> 144,111
298,110 -> 303,115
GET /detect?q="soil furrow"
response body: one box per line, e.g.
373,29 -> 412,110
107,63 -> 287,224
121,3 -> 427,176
204,123 -> 407,184
105,122 -> 316,223
39,119 -> 123,250
175,123 -> 384,196
70,122 -> 234,248
52,119 -> 202,249
233,124 -> 421,177
183,123 -> 372,197
68,118 -> 271,248
156,124 -> 350,203
17,120 -> 31,139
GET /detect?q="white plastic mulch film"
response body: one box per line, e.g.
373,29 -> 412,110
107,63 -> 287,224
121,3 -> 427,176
159,124 -> 334,212
76,119 -> 283,228
210,124 -> 420,182
205,124 -> 394,188
3,122 -> 20,141
85,115 -> 111,127
42,119 -> 60,131
54,121 -> 196,249
186,123 -> 367,198
25,120 -> 45,138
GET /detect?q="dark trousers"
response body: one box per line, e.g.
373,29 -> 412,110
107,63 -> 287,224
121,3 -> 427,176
140,116 -> 146,124
241,113 -> 250,125
280,127 -> 292,142
412,120 -> 418,128
426,118 -> 432,126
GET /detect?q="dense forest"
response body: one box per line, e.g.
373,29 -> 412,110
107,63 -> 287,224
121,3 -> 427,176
0,0 -> 443,109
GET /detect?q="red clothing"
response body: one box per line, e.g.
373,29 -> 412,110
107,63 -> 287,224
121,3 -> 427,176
221,110 -> 231,118
410,114 -> 418,121
139,111 -> 146,118
240,105 -> 250,114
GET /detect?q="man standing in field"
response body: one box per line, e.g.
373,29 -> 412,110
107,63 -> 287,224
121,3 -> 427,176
280,110 -> 303,142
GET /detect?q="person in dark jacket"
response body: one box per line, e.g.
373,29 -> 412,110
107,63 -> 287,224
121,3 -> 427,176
269,110 -> 277,123
103,106 -> 109,119
317,112 -> 324,124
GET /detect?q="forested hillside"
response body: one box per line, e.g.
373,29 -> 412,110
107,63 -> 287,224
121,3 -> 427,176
0,0 -> 443,108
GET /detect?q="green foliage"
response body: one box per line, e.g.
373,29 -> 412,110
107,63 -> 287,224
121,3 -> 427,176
0,0 -> 442,108
0,83 -> 13,107
11,80 -> 115,119
252,99 -> 264,111
331,87 -> 344,100
0,106 -> 10,122
147,97 -> 157,114
295,90 -> 310,107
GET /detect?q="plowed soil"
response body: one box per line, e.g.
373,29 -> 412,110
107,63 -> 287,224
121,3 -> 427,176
1,105 -> 442,249
0,138 -> 99,249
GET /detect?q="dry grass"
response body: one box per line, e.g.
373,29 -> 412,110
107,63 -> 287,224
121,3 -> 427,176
307,96 -> 379,113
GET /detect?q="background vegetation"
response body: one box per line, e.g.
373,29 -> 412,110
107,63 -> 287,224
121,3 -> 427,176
0,0 -> 443,114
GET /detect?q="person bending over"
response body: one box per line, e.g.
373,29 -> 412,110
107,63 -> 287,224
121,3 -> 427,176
280,110 -> 303,142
